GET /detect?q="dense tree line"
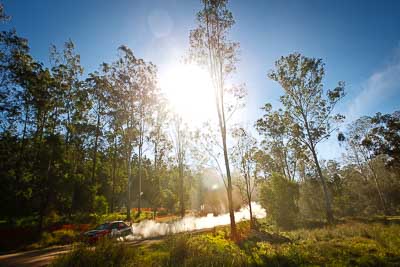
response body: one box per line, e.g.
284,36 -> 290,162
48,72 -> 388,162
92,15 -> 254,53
256,55 -> 400,228
1,0 -> 399,237
0,4 -> 199,232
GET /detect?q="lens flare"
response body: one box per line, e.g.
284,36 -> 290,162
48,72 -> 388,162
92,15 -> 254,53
160,63 -> 215,126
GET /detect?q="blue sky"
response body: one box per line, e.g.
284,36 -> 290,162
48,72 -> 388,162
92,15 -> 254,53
2,0 -> 400,160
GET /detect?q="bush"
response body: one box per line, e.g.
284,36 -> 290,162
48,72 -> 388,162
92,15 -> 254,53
259,173 -> 299,229
100,212 -> 126,223
51,239 -> 140,267
27,229 -> 77,250
52,238 -> 170,267
166,234 -> 248,266
94,195 -> 108,215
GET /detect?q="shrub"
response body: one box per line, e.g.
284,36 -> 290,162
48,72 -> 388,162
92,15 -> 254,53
52,229 -> 76,244
27,229 -> 78,250
94,195 -> 108,215
51,239 -> 139,267
259,173 -> 299,229
100,212 -> 126,223
166,234 -> 248,266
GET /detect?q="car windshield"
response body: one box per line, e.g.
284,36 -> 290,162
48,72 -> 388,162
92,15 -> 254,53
95,223 -> 110,230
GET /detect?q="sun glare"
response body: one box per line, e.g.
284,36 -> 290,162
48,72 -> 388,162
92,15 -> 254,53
160,63 -> 215,126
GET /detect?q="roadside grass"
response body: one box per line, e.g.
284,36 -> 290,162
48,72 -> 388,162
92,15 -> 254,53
247,221 -> 400,266
26,229 -> 79,250
51,220 -> 400,267
50,239 -> 144,267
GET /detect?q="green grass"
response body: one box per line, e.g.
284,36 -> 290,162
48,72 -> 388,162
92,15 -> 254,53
248,222 -> 400,266
51,221 -> 400,267
26,229 -> 79,250
50,239 -> 144,267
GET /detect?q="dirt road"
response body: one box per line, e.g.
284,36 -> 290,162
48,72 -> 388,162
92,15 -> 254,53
0,245 -> 71,267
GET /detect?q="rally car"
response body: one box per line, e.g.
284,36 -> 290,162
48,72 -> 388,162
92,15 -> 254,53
83,221 -> 132,243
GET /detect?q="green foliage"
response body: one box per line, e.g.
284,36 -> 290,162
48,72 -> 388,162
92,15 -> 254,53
260,173 -> 299,229
28,229 -> 77,250
249,222 -> 400,266
298,177 -> 326,221
0,19 -> 185,227
99,212 -> 126,223
51,239 -> 143,267
166,234 -> 248,267
94,195 -> 109,215
263,52 -> 346,223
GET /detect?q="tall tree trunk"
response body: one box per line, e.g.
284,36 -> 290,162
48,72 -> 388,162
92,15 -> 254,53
91,107 -> 101,189
248,196 -> 253,228
310,146 -> 333,223
110,138 -> 117,213
179,161 -> 185,218
39,131 -> 56,234
14,107 -> 29,217
127,154 -> 131,220
65,107 -> 71,152
138,142 -> 142,216
137,114 -> 145,216
221,130 -> 237,238
153,142 -> 159,218
303,114 -> 333,224
368,161 -> 387,215
126,118 -> 133,220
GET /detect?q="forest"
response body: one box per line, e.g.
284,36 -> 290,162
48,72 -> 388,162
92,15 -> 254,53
0,1 -> 399,266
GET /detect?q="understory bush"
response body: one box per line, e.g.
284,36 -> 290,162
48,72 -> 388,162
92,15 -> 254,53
51,239 -> 143,267
166,234 -> 248,266
27,229 -> 78,250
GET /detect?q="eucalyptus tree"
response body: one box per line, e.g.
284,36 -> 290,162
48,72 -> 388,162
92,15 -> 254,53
49,40 -> 85,152
188,0 -> 244,238
366,111 -> 400,167
256,105 -> 307,181
343,111 -> 400,215
0,30 -> 32,134
0,30 -> 32,186
112,45 -> 159,219
148,97 -> 171,215
232,127 -> 258,227
13,55 -> 61,232
105,72 -> 125,213
86,63 -> 112,192
171,115 -> 190,217
344,116 -> 387,214
112,46 -> 139,220
134,55 -> 159,216
0,30 -> 57,220
49,40 -> 93,215
266,53 -> 345,223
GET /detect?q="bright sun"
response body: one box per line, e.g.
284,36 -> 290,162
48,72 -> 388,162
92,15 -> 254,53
160,63 -> 215,126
